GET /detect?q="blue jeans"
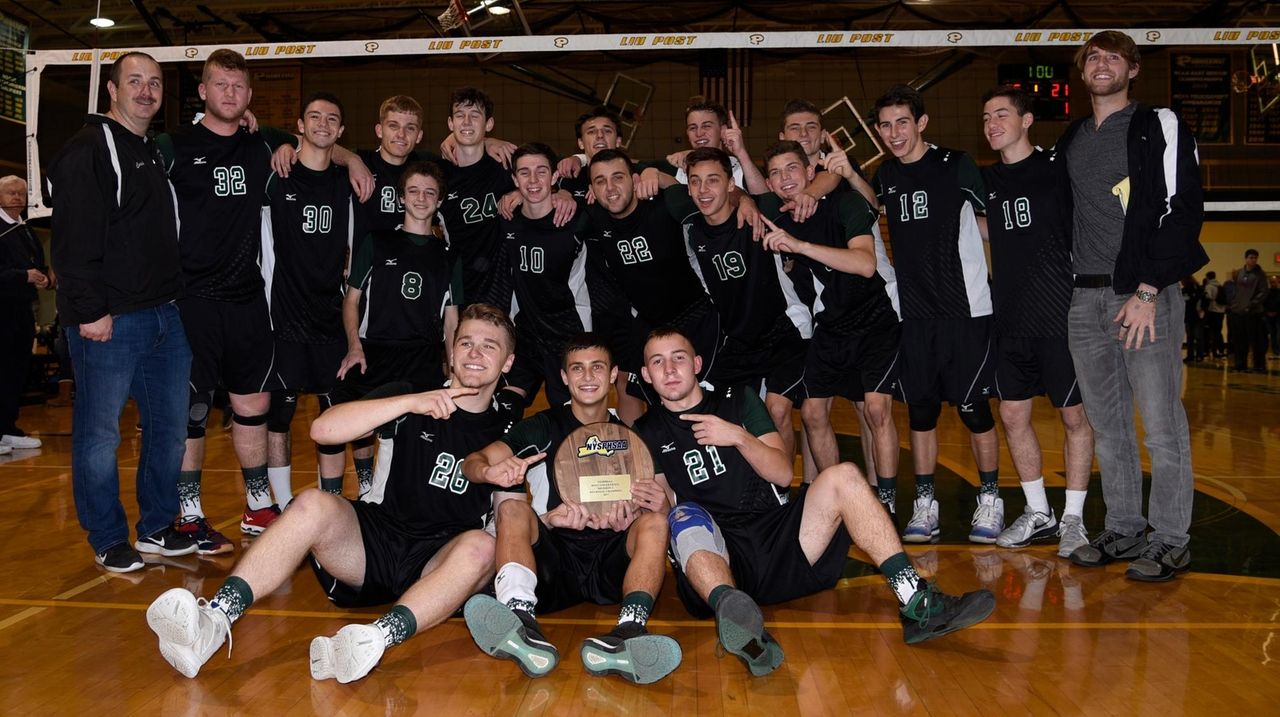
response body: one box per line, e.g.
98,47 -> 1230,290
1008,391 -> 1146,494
1068,286 -> 1194,547
66,303 -> 191,553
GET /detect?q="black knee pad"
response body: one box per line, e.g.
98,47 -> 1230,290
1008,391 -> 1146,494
187,389 -> 214,439
316,441 -> 346,456
908,401 -> 942,432
232,411 -> 268,427
316,392 -> 334,413
268,391 -> 298,433
957,400 -> 996,433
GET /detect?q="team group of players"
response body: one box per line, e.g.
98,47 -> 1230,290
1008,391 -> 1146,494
136,42 -> 1096,684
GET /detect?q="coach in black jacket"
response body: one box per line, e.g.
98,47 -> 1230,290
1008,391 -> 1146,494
46,52 -> 198,572
1056,31 -> 1207,583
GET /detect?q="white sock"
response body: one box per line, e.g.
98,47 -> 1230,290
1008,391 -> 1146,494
1063,489 -> 1087,519
495,562 -> 538,611
1019,573 -> 1047,611
268,466 -> 293,509
1020,477 -> 1051,515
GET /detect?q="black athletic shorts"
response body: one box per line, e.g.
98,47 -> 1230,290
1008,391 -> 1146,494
330,340 -> 446,405
506,330 -> 571,407
267,339 -> 345,394
178,295 -> 274,394
671,485 -> 853,618
705,318 -> 808,404
531,522 -> 631,613
308,500 -> 461,608
896,316 -> 994,406
803,322 -> 901,400
994,335 -> 1081,407
624,299 -> 722,404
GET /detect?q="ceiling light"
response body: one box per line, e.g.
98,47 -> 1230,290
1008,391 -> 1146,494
484,1 -> 510,15
90,1 -> 115,28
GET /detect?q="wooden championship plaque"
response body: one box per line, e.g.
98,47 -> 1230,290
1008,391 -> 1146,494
553,423 -> 655,517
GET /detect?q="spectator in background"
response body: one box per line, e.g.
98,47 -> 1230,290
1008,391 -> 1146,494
1264,274 -> 1280,358
1202,270 -> 1227,358
0,174 -> 48,454
1180,275 -> 1204,363
1228,248 -> 1268,373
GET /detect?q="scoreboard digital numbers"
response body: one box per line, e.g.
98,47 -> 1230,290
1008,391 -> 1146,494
997,63 -> 1071,121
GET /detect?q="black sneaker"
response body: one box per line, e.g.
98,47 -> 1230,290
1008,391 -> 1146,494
580,623 -> 683,685
96,542 -> 145,573
900,582 -> 996,645
1069,529 -> 1145,567
714,588 -> 784,677
463,594 -> 560,677
1124,541 -> 1191,582
135,525 -> 200,557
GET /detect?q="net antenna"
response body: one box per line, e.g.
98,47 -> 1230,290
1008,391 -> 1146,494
821,96 -> 885,172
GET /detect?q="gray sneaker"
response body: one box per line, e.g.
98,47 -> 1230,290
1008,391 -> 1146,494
1069,528 -> 1144,567
1056,515 -> 1088,558
997,506 -> 1058,548
1124,541 -> 1191,582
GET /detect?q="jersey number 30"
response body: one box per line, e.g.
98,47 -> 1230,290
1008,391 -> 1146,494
683,447 -> 726,485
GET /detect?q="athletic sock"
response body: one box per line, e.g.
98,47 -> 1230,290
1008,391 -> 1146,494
707,584 -> 733,611
319,476 -> 344,495
1020,477 -> 1051,515
1064,489 -> 1087,519
177,470 -> 204,518
354,456 -> 375,495
209,576 -> 254,623
878,552 -> 925,607
268,465 -> 293,509
978,468 -> 1000,496
914,474 -> 935,501
373,604 -> 417,648
495,562 -> 538,616
616,591 -> 654,630
876,475 -> 897,510
242,465 -> 272,510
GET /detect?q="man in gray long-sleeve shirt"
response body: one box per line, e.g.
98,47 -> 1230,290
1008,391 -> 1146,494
47,52 -> 198,572
1228,248 -> 1268,372
1055,31 -> 1207,582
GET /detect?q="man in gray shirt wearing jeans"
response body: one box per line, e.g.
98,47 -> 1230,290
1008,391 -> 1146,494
1054,31 -> 1207,582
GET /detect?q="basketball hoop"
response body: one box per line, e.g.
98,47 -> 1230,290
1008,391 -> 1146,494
439,0 -> 469,32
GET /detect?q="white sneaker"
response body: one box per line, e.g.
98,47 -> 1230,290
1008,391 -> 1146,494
310,623 -> 385,683
902,497 -> 940,543
1056,514 -> 1089,558
0,445 -> 10,456
969,494 -> 1005,544
1,434 -> 41,449
146,588 -> 231,678
996,506 -> 1058,548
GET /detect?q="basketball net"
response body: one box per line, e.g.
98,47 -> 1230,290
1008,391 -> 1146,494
439,0 -> 469,32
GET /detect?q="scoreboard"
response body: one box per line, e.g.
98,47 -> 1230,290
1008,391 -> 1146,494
997,63 -> 1071,120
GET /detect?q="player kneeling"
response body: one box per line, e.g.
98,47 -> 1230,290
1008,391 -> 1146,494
144,305 -> 519,683
460,335 -> 682,684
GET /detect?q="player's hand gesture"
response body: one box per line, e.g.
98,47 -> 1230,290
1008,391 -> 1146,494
635,167 -> 662,200
822,132 -> 855,178
631,479 -> 669,514
546,499 -> 592,531
497,189 -> 522,220
550,189 -> 578,227
486,139 -> 518,169
735,193 -> 767,240
557,155 -> 584,180
680,412 -> 747,448
240,108 -> 260,133
780,192 -> 817,223
722,111 -> 746,157
666,149 -> 692,170
482,451 -> 545,488
598,500 -> 638,532
411,386 -> 478,420
337,345 -> 367,380
271,143 -> 298,177
760,216 -> 804,255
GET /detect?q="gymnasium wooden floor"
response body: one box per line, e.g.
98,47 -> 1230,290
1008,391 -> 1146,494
2,359 -> 1278,715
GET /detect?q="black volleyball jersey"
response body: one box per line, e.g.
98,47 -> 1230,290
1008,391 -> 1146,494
981,147 -> 1074,338
758,191 -> 895,334
356,148 -> 445,234
158,124 -> 293,302
381,398 -> 513,538
635,385 -> 787,527
438,155 -> 516,306
665,189 -> 812,344
499,210 -> 591,340
872,145 -> 992,320
347,229 -> 454,343
584,197 -> 710,324
261,163 -> 357,344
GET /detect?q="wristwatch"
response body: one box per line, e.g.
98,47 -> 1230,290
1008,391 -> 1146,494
1135,288 -> 1158,304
